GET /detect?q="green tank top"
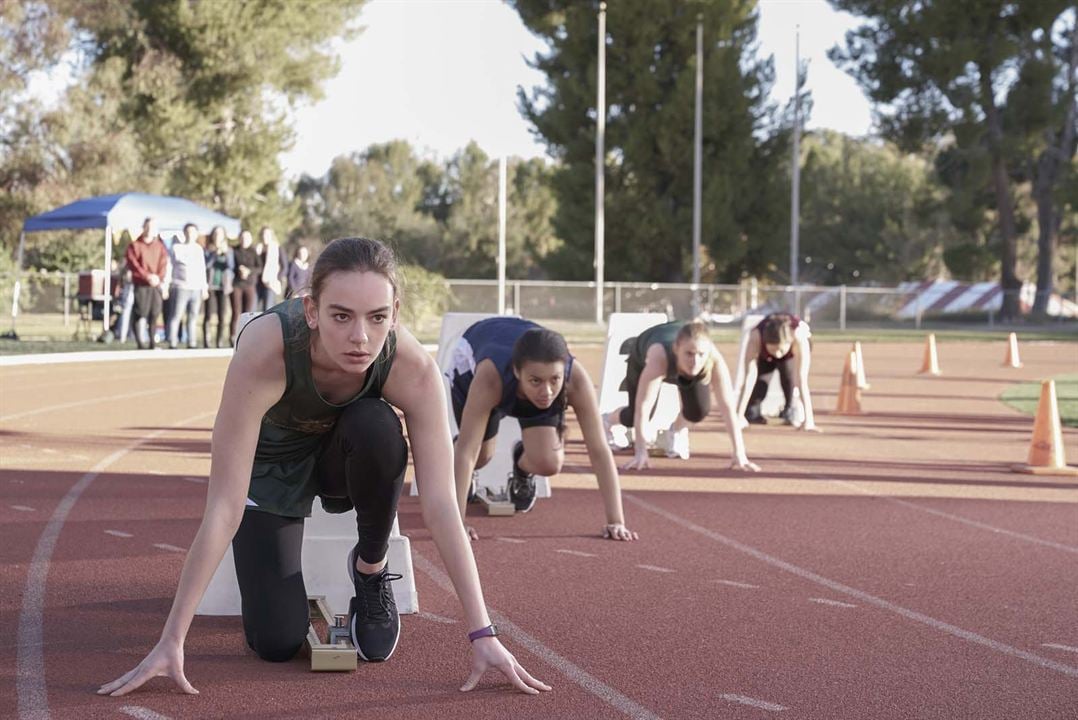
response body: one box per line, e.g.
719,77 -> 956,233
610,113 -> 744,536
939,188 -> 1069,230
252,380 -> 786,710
624,321 -> 707,387
244,298 -> 397,517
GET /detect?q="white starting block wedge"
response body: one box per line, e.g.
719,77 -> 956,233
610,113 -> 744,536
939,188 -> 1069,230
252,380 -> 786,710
410,312 -> 551,506
598,312 -> 681,445
734,313 -> 803,421
196,506 -> 418,617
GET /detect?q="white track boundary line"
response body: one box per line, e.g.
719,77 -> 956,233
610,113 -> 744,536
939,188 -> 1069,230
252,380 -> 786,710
1,382 -> 220,423
831,479 -> 1078,555
120,706 -> 173,720
625,493 -> 1078,678
411,549 -> 660,720
16,411 -> 214,720
720,694 -> 788,711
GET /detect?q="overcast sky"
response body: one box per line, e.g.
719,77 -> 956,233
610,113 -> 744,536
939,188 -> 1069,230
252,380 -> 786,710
279,0 -> 873,178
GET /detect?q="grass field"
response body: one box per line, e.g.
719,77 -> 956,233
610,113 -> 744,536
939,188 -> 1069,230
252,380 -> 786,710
1000,373 -> 1078,428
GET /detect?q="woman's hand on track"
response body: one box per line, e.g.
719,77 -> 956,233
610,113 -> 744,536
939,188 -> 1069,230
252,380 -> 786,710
466,525 -> 479,541
730,458 -> 761,472
623,448 -> 650,471
461,637 -> 552,695
602,523 -> 639,541
97,640 -> 197,697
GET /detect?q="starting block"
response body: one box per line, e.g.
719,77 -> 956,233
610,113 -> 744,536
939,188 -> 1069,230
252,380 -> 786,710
410,312 -> 551,512
734,314 -> 804,422
306,595 -> 356,672
196,505 -> 418,618
598,312 -> 681,445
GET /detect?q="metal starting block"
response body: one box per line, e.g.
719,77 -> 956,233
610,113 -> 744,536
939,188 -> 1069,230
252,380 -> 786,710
476,485 -> 515,516
306,595 -> 356,672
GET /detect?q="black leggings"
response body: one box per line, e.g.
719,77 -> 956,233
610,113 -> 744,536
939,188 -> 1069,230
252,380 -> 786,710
618,370 -> 711,427
202,289 -> 229,348
231,398 -> 408,662
747,356 -> 795,412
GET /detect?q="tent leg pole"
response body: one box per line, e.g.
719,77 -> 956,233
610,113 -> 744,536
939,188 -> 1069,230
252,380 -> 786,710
102,226 -> 113,339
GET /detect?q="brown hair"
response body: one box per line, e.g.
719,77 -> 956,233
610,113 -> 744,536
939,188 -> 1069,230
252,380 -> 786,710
309,237 -> 399,302
761,314 -> 795,346
675,321 -> 710,345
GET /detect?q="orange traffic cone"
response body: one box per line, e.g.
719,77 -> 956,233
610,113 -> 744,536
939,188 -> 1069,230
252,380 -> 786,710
854,341 -> 870,389
1012,380 -> 1078,476
1002,332 -> 1022,368
918,333 -> 941,375
835,350 -> 862,414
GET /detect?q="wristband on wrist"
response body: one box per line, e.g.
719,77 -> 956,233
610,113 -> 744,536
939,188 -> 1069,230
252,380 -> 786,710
467,624 -> 498,642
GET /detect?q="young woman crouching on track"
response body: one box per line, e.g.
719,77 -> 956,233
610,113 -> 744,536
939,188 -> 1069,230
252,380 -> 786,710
98,238 -> 549,697
449,316 -> 637,542
602,321 -> 760,473
734,313 -> 818,431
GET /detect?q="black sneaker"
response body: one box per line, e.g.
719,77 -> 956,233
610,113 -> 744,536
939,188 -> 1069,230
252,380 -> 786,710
346,544 -> 402,662
508,441 -> 537,513
779,406 -> 797,426
744,404 -> 767,425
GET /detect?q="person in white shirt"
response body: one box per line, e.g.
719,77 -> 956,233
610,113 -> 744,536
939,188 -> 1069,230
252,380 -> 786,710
167,223 -> 209,349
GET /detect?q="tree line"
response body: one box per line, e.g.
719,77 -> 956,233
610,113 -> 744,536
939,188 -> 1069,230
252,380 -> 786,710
2,1 -> 1074,320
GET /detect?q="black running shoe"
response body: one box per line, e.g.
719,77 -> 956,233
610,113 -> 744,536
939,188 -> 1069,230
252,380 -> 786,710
744,404 -> 767,425
346,544 -> 402,662
508,441 -> 537,513
779,405 -> 797,426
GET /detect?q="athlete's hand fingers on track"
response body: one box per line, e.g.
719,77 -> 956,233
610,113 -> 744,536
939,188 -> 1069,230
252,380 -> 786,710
460,666 -> 485,692
97,667 -> 138,695
109,667 -> 158,697
513,660 -> 552,691
467,526 -> 479,541
499,659 -> 539,695
173,670 -> 199,695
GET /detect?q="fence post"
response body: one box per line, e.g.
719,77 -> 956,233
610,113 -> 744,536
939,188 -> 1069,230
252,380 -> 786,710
839,284 -> 846,331
513,281 -> 520,315
614,282 -> 622,314
914,293 -> 922,330
750,277 -> 758,309
63,272 -> 70,327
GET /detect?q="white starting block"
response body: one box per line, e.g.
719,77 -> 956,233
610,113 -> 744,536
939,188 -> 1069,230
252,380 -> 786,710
196,505 -> 418,617
410,312 -> 551,505
734,313 -> 803,422
598,312 -> 682,444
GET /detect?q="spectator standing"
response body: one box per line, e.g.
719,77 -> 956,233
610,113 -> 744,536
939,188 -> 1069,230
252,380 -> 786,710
124,217 -> 169,349
286,244 -> 311,298
230,229 -> 261,345
167,223 -> 208,349
203,226 -> 234,348
256,226 -> 287,310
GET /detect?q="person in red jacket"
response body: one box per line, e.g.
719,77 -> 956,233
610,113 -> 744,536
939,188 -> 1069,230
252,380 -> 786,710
125,217 -> 170,349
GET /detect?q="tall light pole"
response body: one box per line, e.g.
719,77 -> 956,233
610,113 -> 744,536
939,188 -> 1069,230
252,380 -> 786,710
691,15 -> 704,319
790,27 -> 802,292
594,2 -> 607,324
497,156 -> 507,314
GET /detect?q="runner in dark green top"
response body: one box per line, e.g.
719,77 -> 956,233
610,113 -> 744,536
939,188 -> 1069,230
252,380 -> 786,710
603,320 -> 759,472
100,238 -> 550,699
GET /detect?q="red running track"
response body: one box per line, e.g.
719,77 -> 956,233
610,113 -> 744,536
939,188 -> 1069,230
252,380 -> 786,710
1,340 -> 1076,719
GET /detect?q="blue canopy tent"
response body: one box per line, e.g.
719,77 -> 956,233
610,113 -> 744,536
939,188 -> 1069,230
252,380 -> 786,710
15,193 -> 242,337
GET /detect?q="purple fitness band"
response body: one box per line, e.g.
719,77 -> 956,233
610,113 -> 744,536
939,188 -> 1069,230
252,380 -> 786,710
468,624 -> 499,642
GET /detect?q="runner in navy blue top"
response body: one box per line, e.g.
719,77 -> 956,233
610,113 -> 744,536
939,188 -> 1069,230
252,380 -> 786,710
734,313 -> 818,430
448,317 -> 637,542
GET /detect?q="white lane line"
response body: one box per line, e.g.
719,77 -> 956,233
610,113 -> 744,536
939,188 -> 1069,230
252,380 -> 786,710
11,505 -> 35,512
412,550 -> 660,720
1042,643 -> 1078,654
41,449 -> 58,455
495,536 -> 526,544
637,564 -> 675,573
147,470 -> 166,476
810,597 -> 858,608
104,530 -> 134,538
153,543 -> 186,553
715,579 -> 760,589
417,611 -> 458,625
625,493 -> 1078,679
120,705 -> 173,720
721,694 -> 788,712
0,381 -> 219,423
829,479 -> 1078,555
16,410 -> 214,720
182,476 -> 206,484
557,549 -> 598,558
